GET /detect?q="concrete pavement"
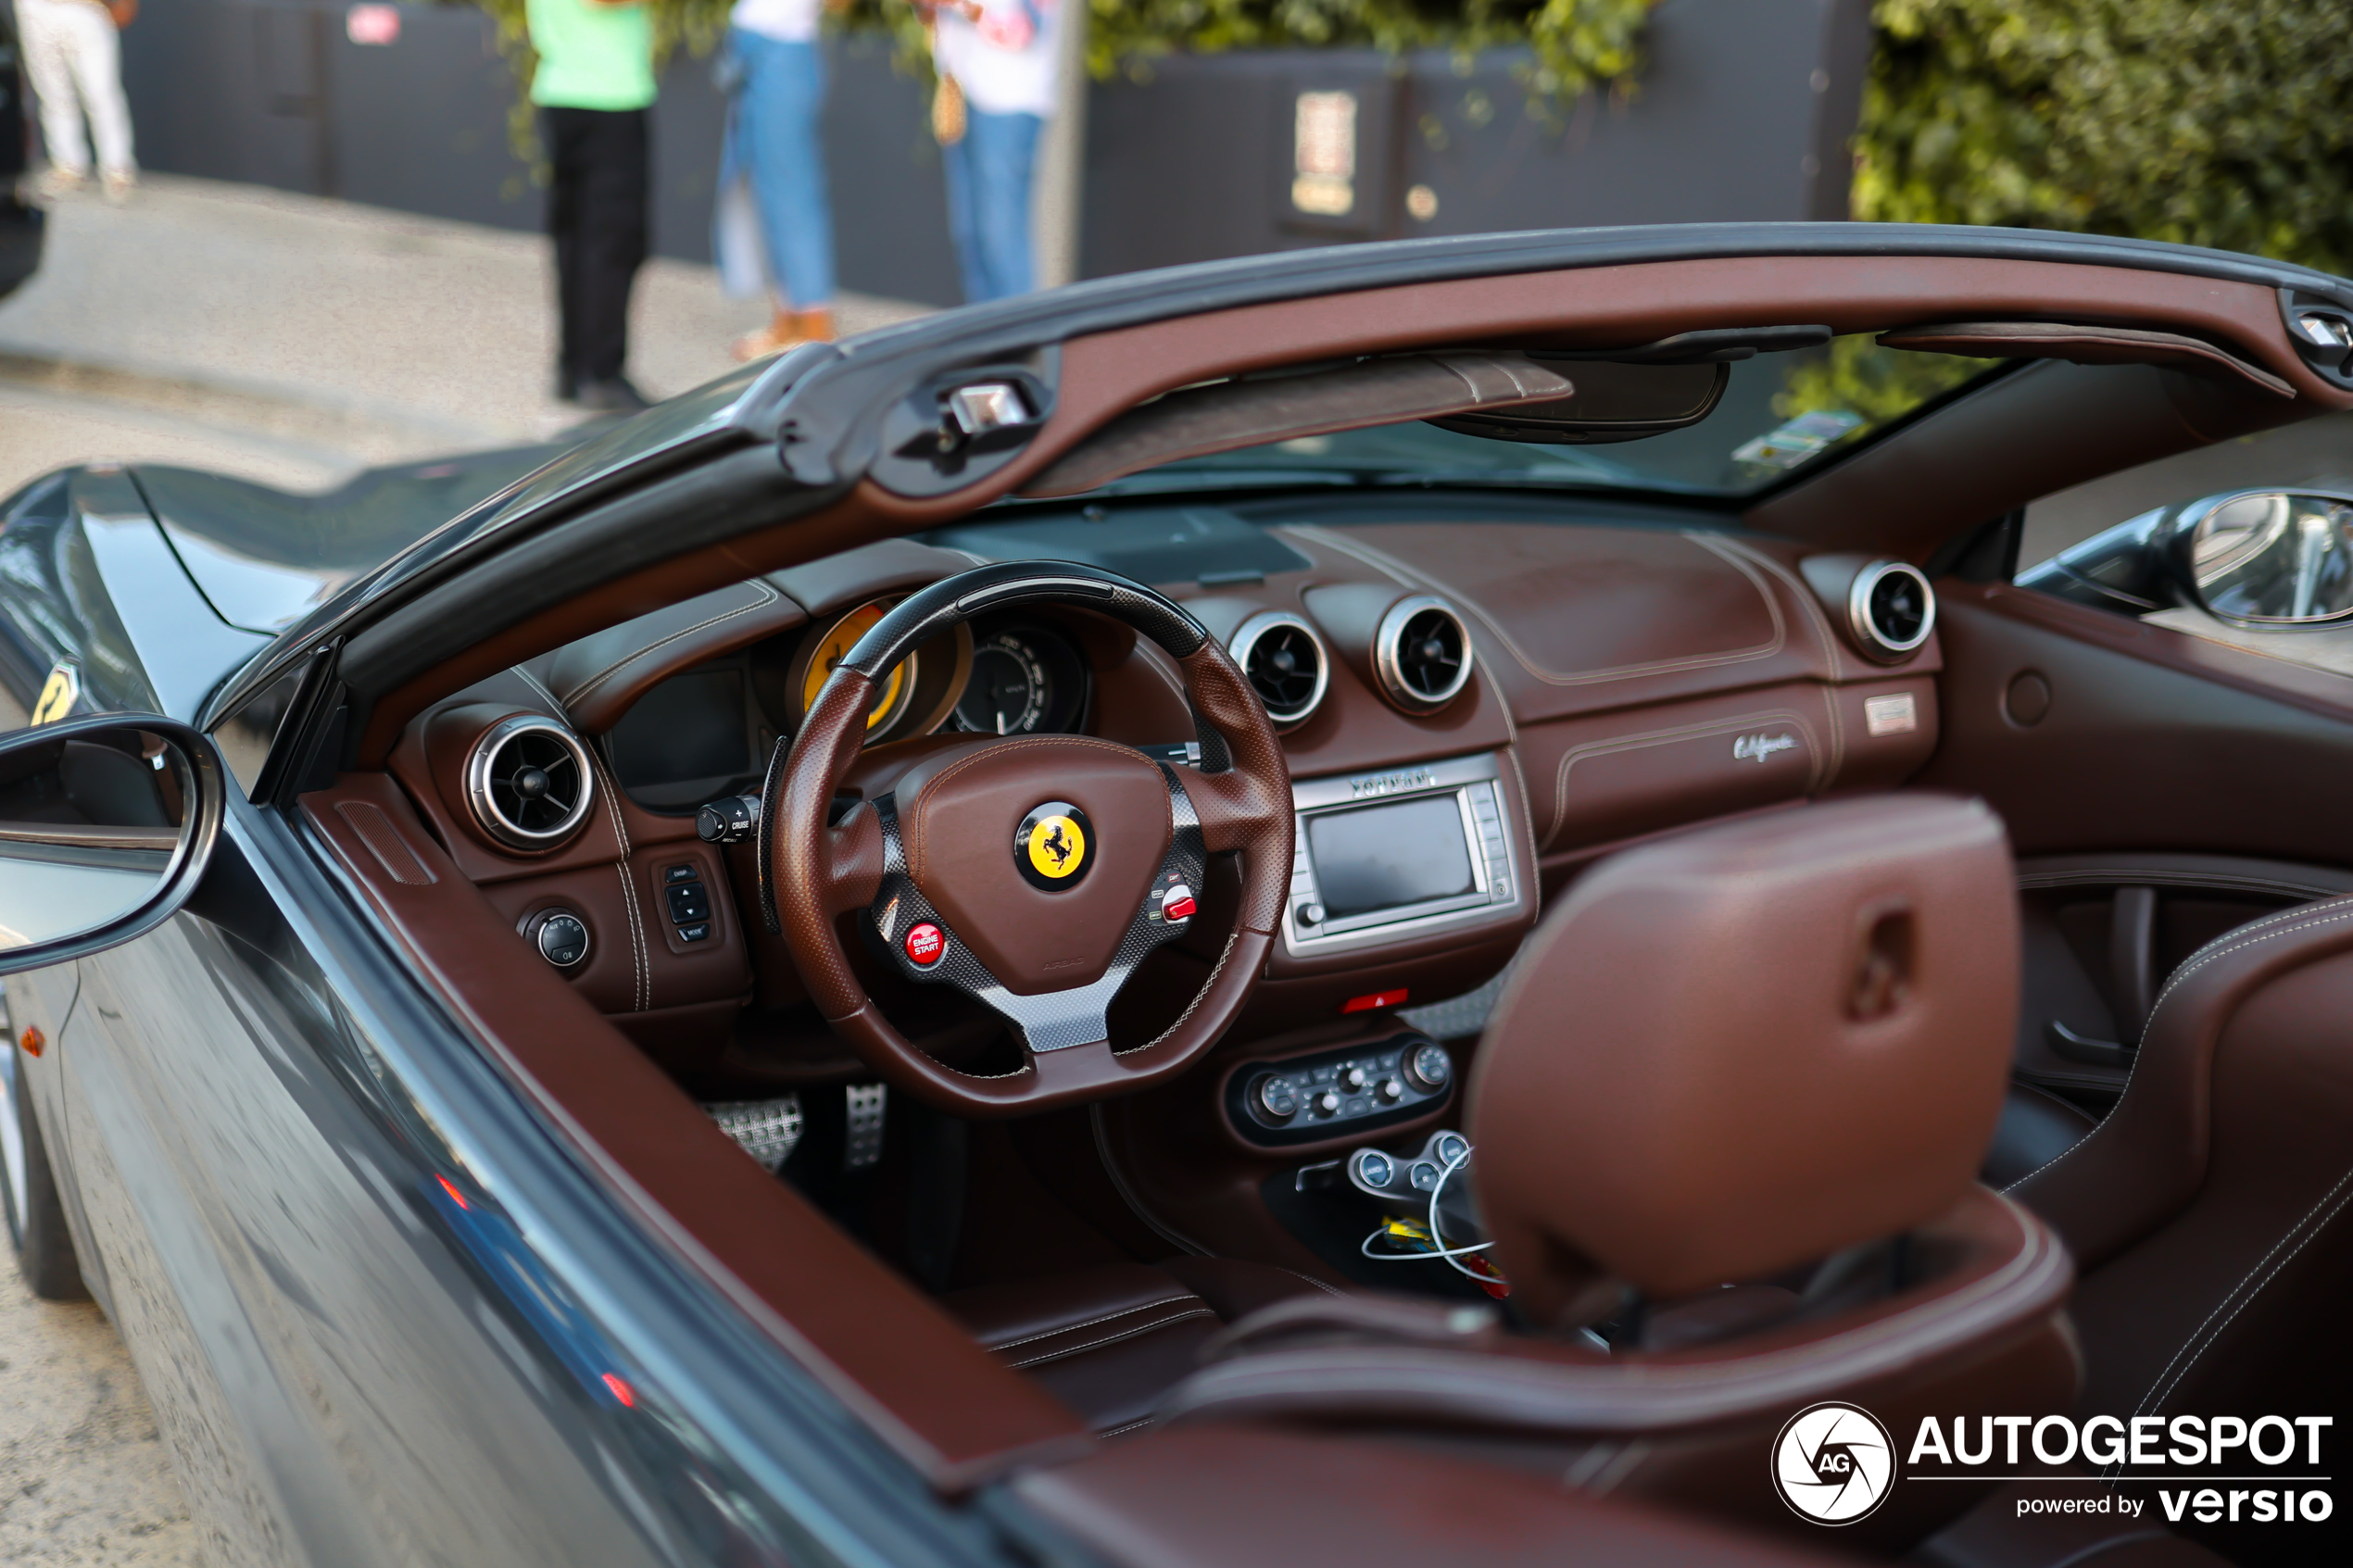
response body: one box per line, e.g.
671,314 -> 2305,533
0,172 -> 928,1565
0,172 -> 929,495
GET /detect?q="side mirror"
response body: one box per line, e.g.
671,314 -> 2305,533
0,715 -> 224,976
2018,489 -> 2353,627
2173,490 -> 2353,626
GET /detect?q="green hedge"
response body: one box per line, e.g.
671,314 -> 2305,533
1855,0 -> 2353,276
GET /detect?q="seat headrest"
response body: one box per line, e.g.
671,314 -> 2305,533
1468,795 -> 2019,1328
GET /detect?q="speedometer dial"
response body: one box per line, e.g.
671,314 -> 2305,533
801,601 -> 912,732
952,620 -> 1088,735
956,637 -> 1048,734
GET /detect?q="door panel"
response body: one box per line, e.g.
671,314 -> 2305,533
1921,584 -> 2353,1101
57,812 -> 671,1568
1921,586 -> 2353,865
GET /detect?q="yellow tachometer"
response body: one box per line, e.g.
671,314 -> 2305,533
803,602 -> 910,731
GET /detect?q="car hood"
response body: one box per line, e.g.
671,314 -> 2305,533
132,444 -> 562,634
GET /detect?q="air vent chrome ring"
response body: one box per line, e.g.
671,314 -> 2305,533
1846,561 -> 1937,662
1374,594 -> 1475,712
465,714 -> 597,851
1228,610 -> 1330,727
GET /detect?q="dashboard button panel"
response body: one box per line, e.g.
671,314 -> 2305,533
1226,1032 -> 1454,1148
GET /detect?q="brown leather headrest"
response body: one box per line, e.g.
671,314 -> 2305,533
1468,795 -> 2019,1327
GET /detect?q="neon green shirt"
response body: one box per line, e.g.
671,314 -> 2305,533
526,0 -> 657,111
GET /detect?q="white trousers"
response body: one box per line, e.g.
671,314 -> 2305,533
19,0 -> 134,177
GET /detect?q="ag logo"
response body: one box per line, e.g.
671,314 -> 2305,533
1015,801 -> 1092,891
30,660 -> 79,726
1772,1401 -> 1894,1524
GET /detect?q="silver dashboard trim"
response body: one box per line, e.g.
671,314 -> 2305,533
1281,750 -> 1528,959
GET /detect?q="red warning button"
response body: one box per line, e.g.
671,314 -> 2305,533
904,922 -> 946,966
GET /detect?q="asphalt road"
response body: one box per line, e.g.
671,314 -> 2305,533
0,172 -> 925,1565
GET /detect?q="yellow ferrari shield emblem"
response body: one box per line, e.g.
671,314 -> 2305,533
1015,801 -> 1094,890
30,661 -> 79,726
1028,815 -> 1085,878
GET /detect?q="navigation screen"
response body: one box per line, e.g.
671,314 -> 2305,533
1305,795 -> 1475,919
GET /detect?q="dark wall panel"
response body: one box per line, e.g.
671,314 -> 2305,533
119,0 -> 1858,307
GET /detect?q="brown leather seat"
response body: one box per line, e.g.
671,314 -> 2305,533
943,1258 -> 1337,1436
1157,796 -> 2082,1552
2009,895 -> 2353,1468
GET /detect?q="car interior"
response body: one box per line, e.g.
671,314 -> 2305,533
245,250 -> 2353,1563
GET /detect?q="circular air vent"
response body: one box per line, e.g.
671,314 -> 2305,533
464,715 -> 596,851
1374,594 -> 1475,712
1846,561 -> 1937,662
1228,610 -> 1330,726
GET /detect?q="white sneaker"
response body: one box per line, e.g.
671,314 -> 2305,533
36,167 -> 86,200
101,169 -> 135,206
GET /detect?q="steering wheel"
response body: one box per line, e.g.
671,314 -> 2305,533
763,562 -> 1294,1116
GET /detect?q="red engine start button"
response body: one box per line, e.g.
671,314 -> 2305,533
904,922 -> 946,967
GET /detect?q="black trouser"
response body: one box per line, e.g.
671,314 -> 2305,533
543,106 -> 649,387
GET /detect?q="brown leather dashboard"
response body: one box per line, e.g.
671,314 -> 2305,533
367,514 -> 1943,1057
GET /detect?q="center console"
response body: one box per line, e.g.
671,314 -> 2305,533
1280,752 -> 1525,959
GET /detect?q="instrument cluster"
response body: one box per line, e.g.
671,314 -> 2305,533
951,616 -> 1089,736
604,601 -> 1095,812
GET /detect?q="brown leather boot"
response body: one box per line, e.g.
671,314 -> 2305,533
790,308 -> 837,344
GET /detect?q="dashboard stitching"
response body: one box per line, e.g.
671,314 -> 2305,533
1713,535 -> 1853,687
615,863 -> 648,1012
1288,524 -> 1789,686
581,749 -> 648,1011
1542,708 -> 1821,851
511,665 -> 570,715
559,580 -> 781,710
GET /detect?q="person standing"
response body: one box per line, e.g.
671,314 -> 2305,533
929,0 -> 1058,304
19,0 -> 138,204
717,0 -> 839,360
526,0 -> 656,412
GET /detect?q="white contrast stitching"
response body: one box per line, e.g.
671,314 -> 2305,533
1545,709 -> 1818,851
560,581 -> 780,709
1287,523 -> 1788,686
982,1295 -> 1201,1353
2127,1162 -> 2353,1449
1094,1416 -> 1155,1438
1005,1307 -> 1217,1369
2006,901 -> 2353,1193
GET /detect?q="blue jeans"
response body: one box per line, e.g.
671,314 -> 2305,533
719,30 -> 835,309
942,108 -> 1041,304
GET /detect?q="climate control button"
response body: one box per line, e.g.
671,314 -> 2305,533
1255,1076 -> 1300,1122
1404,1042 -> 1453,1092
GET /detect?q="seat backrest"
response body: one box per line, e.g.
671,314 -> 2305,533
1472,794 -> 2021,1327
1157,797 -> 2080,1552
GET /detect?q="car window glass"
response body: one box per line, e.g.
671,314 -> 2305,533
210,663 -> 305,797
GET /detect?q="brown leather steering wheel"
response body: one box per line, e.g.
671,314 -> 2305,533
764,562 -> 1293,1117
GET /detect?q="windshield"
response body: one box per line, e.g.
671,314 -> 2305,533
1098,335 -> 2005,500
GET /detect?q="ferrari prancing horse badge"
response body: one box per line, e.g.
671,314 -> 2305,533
1015,801 -> 1093,891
